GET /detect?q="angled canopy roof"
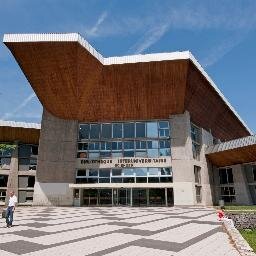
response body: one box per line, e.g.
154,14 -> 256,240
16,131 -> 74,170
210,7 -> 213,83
206,135 -> 256,167
3,33 -> 252,141
0,120 -> 40,144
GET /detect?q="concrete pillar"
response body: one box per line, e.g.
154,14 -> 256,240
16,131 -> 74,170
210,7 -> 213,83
130,188 -> 133,207
233,165 -> 252,205
33,109 -> 77,206
5,142 -> 19,205
170,111 -> 195,205
165,188 -> 168,206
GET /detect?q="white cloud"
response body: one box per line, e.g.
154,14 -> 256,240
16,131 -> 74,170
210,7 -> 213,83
1,93 -> 36,120
85,11 -> 108,37
128,22 -> 171,54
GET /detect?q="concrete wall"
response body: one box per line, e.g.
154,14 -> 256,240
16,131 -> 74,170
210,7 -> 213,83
170,111 -> 195,205
233,164 -> 252,205
33,109 -> 78,206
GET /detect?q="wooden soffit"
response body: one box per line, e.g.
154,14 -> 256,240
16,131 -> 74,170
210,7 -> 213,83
0,126 -> 40,145
206,144 -> 256,167
4,35 -> 251,141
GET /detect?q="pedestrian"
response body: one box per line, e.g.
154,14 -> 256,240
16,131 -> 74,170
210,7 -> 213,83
6,190 -> 17,228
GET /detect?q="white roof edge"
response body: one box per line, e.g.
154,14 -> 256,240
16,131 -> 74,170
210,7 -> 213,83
0,120 -> 41,129
3,33 -> 252,135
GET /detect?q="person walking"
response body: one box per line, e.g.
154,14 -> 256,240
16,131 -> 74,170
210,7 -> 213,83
6,190 -> 17,228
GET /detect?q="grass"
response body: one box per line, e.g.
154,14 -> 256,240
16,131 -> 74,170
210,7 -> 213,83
215,205 -> 256,212
240,229 -> 256,252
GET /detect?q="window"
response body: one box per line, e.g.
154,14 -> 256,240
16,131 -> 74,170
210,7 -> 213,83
0,175 -> 8,187
124,123 -> 135,138
220,187 -> 236,203
195,186 -> 202,203
194,166 -> 201,184
136,123 -> 146,138
219,168 -> 234,184
77,170 -> 87,176
31,145 -> 38,155
90,124 -> 100,139
147,122 -> 158,137
191,123 -> 201,160
79,124 -> 90,140
159,121 -> 169,137
78,143 -> 88,151
113,123 -> 122,138
253,166 -> 256,181
76,167 -> 173,184
101,124 -> 112,139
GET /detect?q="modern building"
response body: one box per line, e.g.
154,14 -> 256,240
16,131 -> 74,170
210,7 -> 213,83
2,33 -> 256,207
0,120 -> 40,205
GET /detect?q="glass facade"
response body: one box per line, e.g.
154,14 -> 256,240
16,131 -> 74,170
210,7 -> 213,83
76,167 -> 173,184
77,121 -> 171,158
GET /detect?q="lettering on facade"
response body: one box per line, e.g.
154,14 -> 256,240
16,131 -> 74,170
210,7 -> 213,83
78,157 -> 171,169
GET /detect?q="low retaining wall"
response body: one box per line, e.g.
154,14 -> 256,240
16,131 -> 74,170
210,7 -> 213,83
226,213 -> 256,230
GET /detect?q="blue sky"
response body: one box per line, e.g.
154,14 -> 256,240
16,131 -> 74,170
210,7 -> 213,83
0,0 -> 255,133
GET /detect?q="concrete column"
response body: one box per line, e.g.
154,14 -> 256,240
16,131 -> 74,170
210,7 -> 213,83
165,188 -> 168,206
170,111 -> 195,205
5,142 -> 19,205
146,189 -> 149,206
33,109 -> 77,206
233,165 -> 252,205
130,188 -> 133,207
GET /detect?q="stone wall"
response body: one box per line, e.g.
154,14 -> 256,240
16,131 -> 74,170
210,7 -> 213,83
226,213 -> 256,229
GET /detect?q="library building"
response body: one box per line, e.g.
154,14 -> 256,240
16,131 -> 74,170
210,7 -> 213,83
1,33 -> 256,207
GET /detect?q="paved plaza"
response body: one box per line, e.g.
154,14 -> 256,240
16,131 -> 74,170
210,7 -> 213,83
0,206 -> 239,256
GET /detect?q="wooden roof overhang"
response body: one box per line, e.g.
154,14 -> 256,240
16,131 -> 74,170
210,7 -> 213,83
206,135 -> 256,167
3,33 -> 252,141
0,126 -> 40,145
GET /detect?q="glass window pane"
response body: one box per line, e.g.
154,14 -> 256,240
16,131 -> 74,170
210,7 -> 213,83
112,169 -> 122,176
89,142 -> 99,151
135,168 -> 147,176
101,124 -> 112,139
124,123 -> 135,138
112,152 -> 123,157
161,168 -> 171,175
99,178 -> 110,183
147,122 -> 158,137
79,124 -> 89,140
88,152 -> 100,158
148,168 -> 158,175
136,177 -> 147,183
148,149 -> 158,157
148,168 -> 159,175
148,177 -> 159,183
135,151 -> 147,157
136,141 -> 146,149
123,151 -> 134,157
113,123 -> 122,138
159,121 -> 169,129
123,177 -> 134,183
90,124 -> 100,139
89,170 -> 98,176
111,177 -> 123,183
159,148 -> 170,156
78,143 -> 88,151
123,169 -> 134,176
152,140 -> 159,149
136,123 -> 146,137
100,151 -> 111,158
77,170 -> 87,176
124,141 -> 134,149
99,169 -> 110,177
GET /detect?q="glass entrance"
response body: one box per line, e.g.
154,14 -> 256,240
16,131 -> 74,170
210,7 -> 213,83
82,188 -> 174,207
133,189 -> 147,206
83,189 -> 112,206
113,188 -> 131,206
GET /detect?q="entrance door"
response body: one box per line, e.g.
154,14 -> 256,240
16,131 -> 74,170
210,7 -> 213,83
83,189 -> 98,206
133,189 -> 147,206
98,189 -> 112,205
113,188 -> 131,206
